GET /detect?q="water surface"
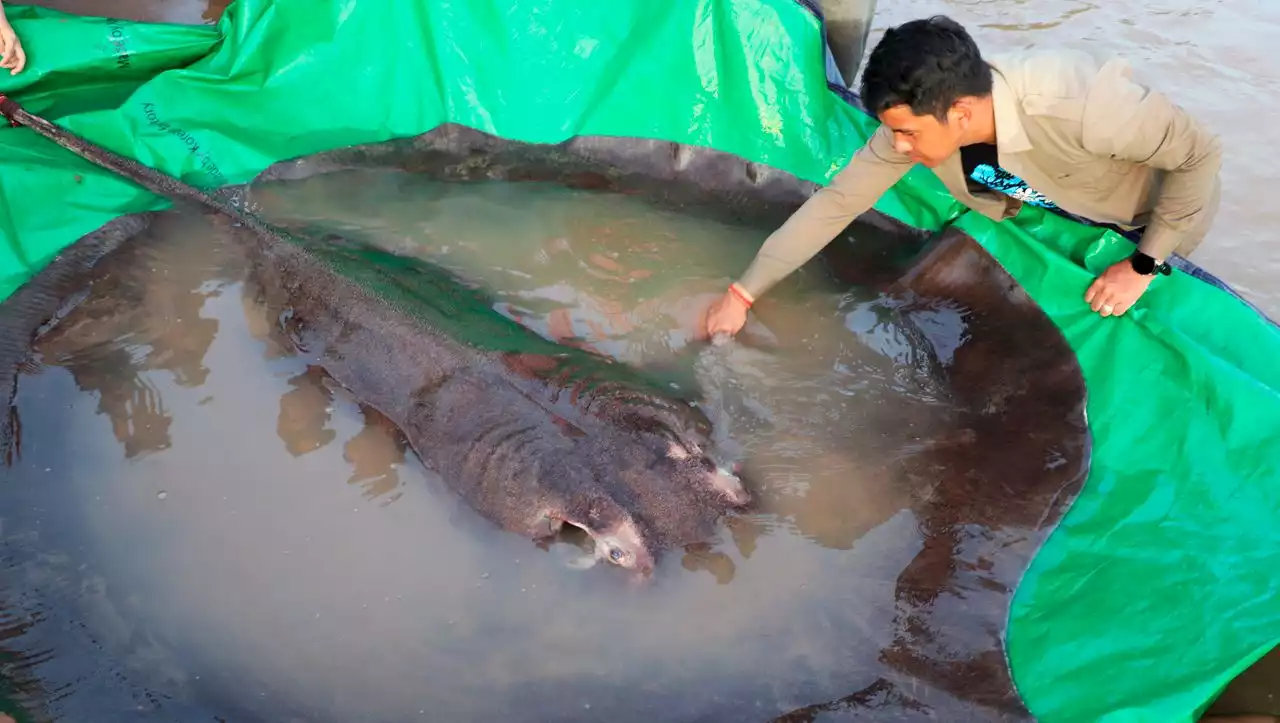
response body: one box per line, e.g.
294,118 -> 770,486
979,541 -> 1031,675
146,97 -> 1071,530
2,177 -> 1049,721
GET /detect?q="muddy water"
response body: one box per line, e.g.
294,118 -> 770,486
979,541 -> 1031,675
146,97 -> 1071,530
2,181 -> 1003,722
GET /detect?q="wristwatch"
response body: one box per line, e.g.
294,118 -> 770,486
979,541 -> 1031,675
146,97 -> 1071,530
1130,251 -> 1171,276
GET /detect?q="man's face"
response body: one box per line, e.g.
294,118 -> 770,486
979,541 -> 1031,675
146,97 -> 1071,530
878,104 -> 968,168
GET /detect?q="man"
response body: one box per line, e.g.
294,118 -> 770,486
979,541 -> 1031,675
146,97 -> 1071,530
703,15 -> 1222,337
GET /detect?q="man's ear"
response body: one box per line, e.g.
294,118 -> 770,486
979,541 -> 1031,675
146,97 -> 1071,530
949,99 -> 974,131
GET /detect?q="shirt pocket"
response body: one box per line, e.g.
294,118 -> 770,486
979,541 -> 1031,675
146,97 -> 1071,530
1052,155 -> 1127,190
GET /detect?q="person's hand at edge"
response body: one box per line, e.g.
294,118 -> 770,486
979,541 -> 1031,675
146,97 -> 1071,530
0,2 -> 27,76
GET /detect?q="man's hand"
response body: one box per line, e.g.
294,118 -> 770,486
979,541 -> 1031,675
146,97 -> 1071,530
0,16 -> 26,76
702,288 -> 751,338
1085,257 -> 1154,317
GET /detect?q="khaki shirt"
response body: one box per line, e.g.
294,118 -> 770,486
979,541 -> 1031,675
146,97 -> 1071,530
736,49 -> 1224,299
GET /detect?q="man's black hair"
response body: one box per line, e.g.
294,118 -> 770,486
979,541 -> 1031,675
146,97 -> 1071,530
858,15 -> 993,121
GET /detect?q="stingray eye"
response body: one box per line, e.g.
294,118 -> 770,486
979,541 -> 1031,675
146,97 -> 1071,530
609,547 -> 625,563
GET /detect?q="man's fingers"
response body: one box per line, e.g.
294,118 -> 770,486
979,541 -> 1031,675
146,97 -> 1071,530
12,44 -> 26,74
1084,277 -> 1103,305
701,308 -> 722,340
700,298 -> 719,330
1089,286 -> 1110,312
1086,260 -> 1153,318
1090,286 -> 1117,316
705,315 -> 743,339
1096,292 -> 1132,317
706,319 -> 732,338
1110,294 -> 1135,316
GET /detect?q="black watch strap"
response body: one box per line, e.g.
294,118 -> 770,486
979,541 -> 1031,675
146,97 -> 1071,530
1130,251 -> 1172,276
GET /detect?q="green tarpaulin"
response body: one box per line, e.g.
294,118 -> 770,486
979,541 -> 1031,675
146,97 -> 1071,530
0,0 -> 1276,720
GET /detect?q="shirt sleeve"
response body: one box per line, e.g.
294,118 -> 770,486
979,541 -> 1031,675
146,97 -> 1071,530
1080,59 -> 1223,261
735,123 -> 915,298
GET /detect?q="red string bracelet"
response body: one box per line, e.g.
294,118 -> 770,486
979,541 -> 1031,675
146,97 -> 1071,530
728,282 -> 754,308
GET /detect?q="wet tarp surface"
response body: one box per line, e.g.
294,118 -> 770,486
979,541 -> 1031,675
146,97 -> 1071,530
0,1 -> 1277,721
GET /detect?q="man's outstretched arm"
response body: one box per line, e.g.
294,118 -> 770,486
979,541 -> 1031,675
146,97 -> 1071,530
735,124 -> 915,299
702,124 -> 914,337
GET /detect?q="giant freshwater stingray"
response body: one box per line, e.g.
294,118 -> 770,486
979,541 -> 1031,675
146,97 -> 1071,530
0,96 -> 751,578
238,126 -> 1093,719
0,111 -> 1092,719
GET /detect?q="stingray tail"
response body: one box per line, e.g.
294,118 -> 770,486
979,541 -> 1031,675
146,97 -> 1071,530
0,95 -> 283,244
